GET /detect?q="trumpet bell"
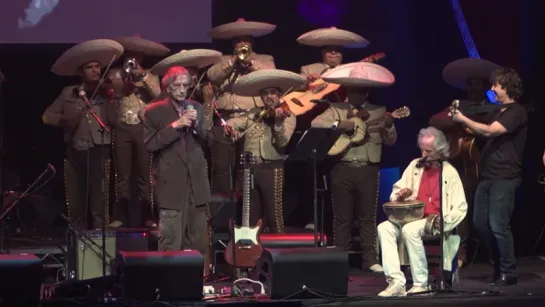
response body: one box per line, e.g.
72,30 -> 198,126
235,45 -> 251,61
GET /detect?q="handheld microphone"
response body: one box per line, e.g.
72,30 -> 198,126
184,103 -> 197,134
416,156 -> 428,168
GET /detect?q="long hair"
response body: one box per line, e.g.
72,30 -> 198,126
417,127 -> 450,159
490,67 -> 524,101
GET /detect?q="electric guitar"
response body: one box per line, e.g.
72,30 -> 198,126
328,106 -> 411,156
284,52 -> 386,116
224,152 -> 263,268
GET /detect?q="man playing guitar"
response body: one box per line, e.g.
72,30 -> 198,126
311,62 -> 397,273
429,57 -> 500,267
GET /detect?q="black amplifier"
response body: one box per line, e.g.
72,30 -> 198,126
65,228 -> 150,280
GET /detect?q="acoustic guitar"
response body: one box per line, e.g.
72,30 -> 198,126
447,100 -> 481,178
224,152 -> 263,268
284,52 -> 386,116
328,106 -> 411,156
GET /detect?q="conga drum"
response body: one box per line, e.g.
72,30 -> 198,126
382,200 -> 425,227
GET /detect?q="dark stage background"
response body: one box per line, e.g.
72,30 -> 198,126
0,0 -> 544,256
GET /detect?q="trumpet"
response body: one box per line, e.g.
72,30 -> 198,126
235,44 -> 251,61
124,58 -> 137,74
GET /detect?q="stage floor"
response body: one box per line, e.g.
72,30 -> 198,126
39,257 -> 545,307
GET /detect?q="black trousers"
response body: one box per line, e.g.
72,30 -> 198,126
331,163 -> 379,268
65,146 -> 111,230
248,161 -> 285,233
210,125 -> 243,194
112,123 -> 152,227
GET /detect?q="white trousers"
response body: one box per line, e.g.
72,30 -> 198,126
377,219 -> 430,287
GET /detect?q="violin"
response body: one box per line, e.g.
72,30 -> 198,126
255,101 -> 291,120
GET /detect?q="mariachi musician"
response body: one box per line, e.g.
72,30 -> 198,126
429,58 -> 500,267
311,62 -> 397,273
107,36 -> 168,229
298,27 -> 369,83
42,39 -> 124,230
296,27 -> 369,230
226,70 -> 304,233
206,18 -> 277,194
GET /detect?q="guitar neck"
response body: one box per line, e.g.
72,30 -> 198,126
242,168 -> 251,227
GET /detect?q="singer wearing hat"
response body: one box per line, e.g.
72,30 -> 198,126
377,127 -> 467,297
107,36 -> 168,229
429,58 -> 501,267
311,62 -> 397,273
206,18 -> 277,194
42,39 -> 124,230
143,66 -> 213,276
225,69 -> 303,232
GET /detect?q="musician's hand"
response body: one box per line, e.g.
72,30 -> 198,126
171,114 -> 193,129
350,108 -> 370,121
203,83 -> 215,103
229,130 -> 241,142
383,113 -> 394,128
396,188 -> 412,201
434,216 -> 441,230
449,109 -> 466,123
337,120 -> 355,132
186,109 -> 198,121
307,73 -> 321,83
274,107 -> 290,119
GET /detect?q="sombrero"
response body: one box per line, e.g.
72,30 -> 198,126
443,58 -> 501,90
150,49 -> 222,76
114,35 -> 170,56
208,18 -> 276,40
322,62 -> 395,87
233,69 -> 306,97
297,27 -> 369,48
51,39 -> 124,76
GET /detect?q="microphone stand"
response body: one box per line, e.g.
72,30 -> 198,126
429,160 -> 455,294
79,91 -> 110,277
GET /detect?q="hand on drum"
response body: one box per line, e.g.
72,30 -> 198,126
434,216 -> 441,230
396,188 -> 412,201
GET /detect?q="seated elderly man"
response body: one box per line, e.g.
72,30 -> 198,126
377,127 -> 467,297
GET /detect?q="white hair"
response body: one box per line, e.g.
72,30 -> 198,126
417,126 -> 450,159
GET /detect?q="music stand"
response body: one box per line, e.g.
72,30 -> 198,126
286,128 -> 341,247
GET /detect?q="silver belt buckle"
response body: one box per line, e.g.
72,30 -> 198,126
123,111 -> 140,125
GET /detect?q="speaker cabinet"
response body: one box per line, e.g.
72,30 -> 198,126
115,250 -> 204,301
252,247 -> 348,299
0,254 -> 42,306
66,229 -> 150,280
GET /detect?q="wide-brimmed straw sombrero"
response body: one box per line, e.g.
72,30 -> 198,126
322,62 -> 395,87
208,18 -> 276,40
150,49 -> 222,76
442,58 -> 501,90
233,69 -> 306,97
51,39 -> 124,76
114,35 -> 170,56
297,27 -> 369,48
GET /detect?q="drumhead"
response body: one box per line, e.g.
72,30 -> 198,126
383,200 -> 424,207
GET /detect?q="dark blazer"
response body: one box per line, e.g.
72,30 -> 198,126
143,99 -> 212,209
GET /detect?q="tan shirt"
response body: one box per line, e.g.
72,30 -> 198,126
206,53 -> 276,112
311,102 -> 397,163
227,112 -> 296,162
300,62 -> 330,78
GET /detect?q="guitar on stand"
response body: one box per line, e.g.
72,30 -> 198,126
448,100 -> 481,179
328,106 -> 411,156
224,152 -> 263,270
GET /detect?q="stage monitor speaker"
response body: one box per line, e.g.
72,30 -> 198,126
0,254 -> 42,306
66,228 -> 150,280
252,247 -> 348,299
115,250 -> 204,301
